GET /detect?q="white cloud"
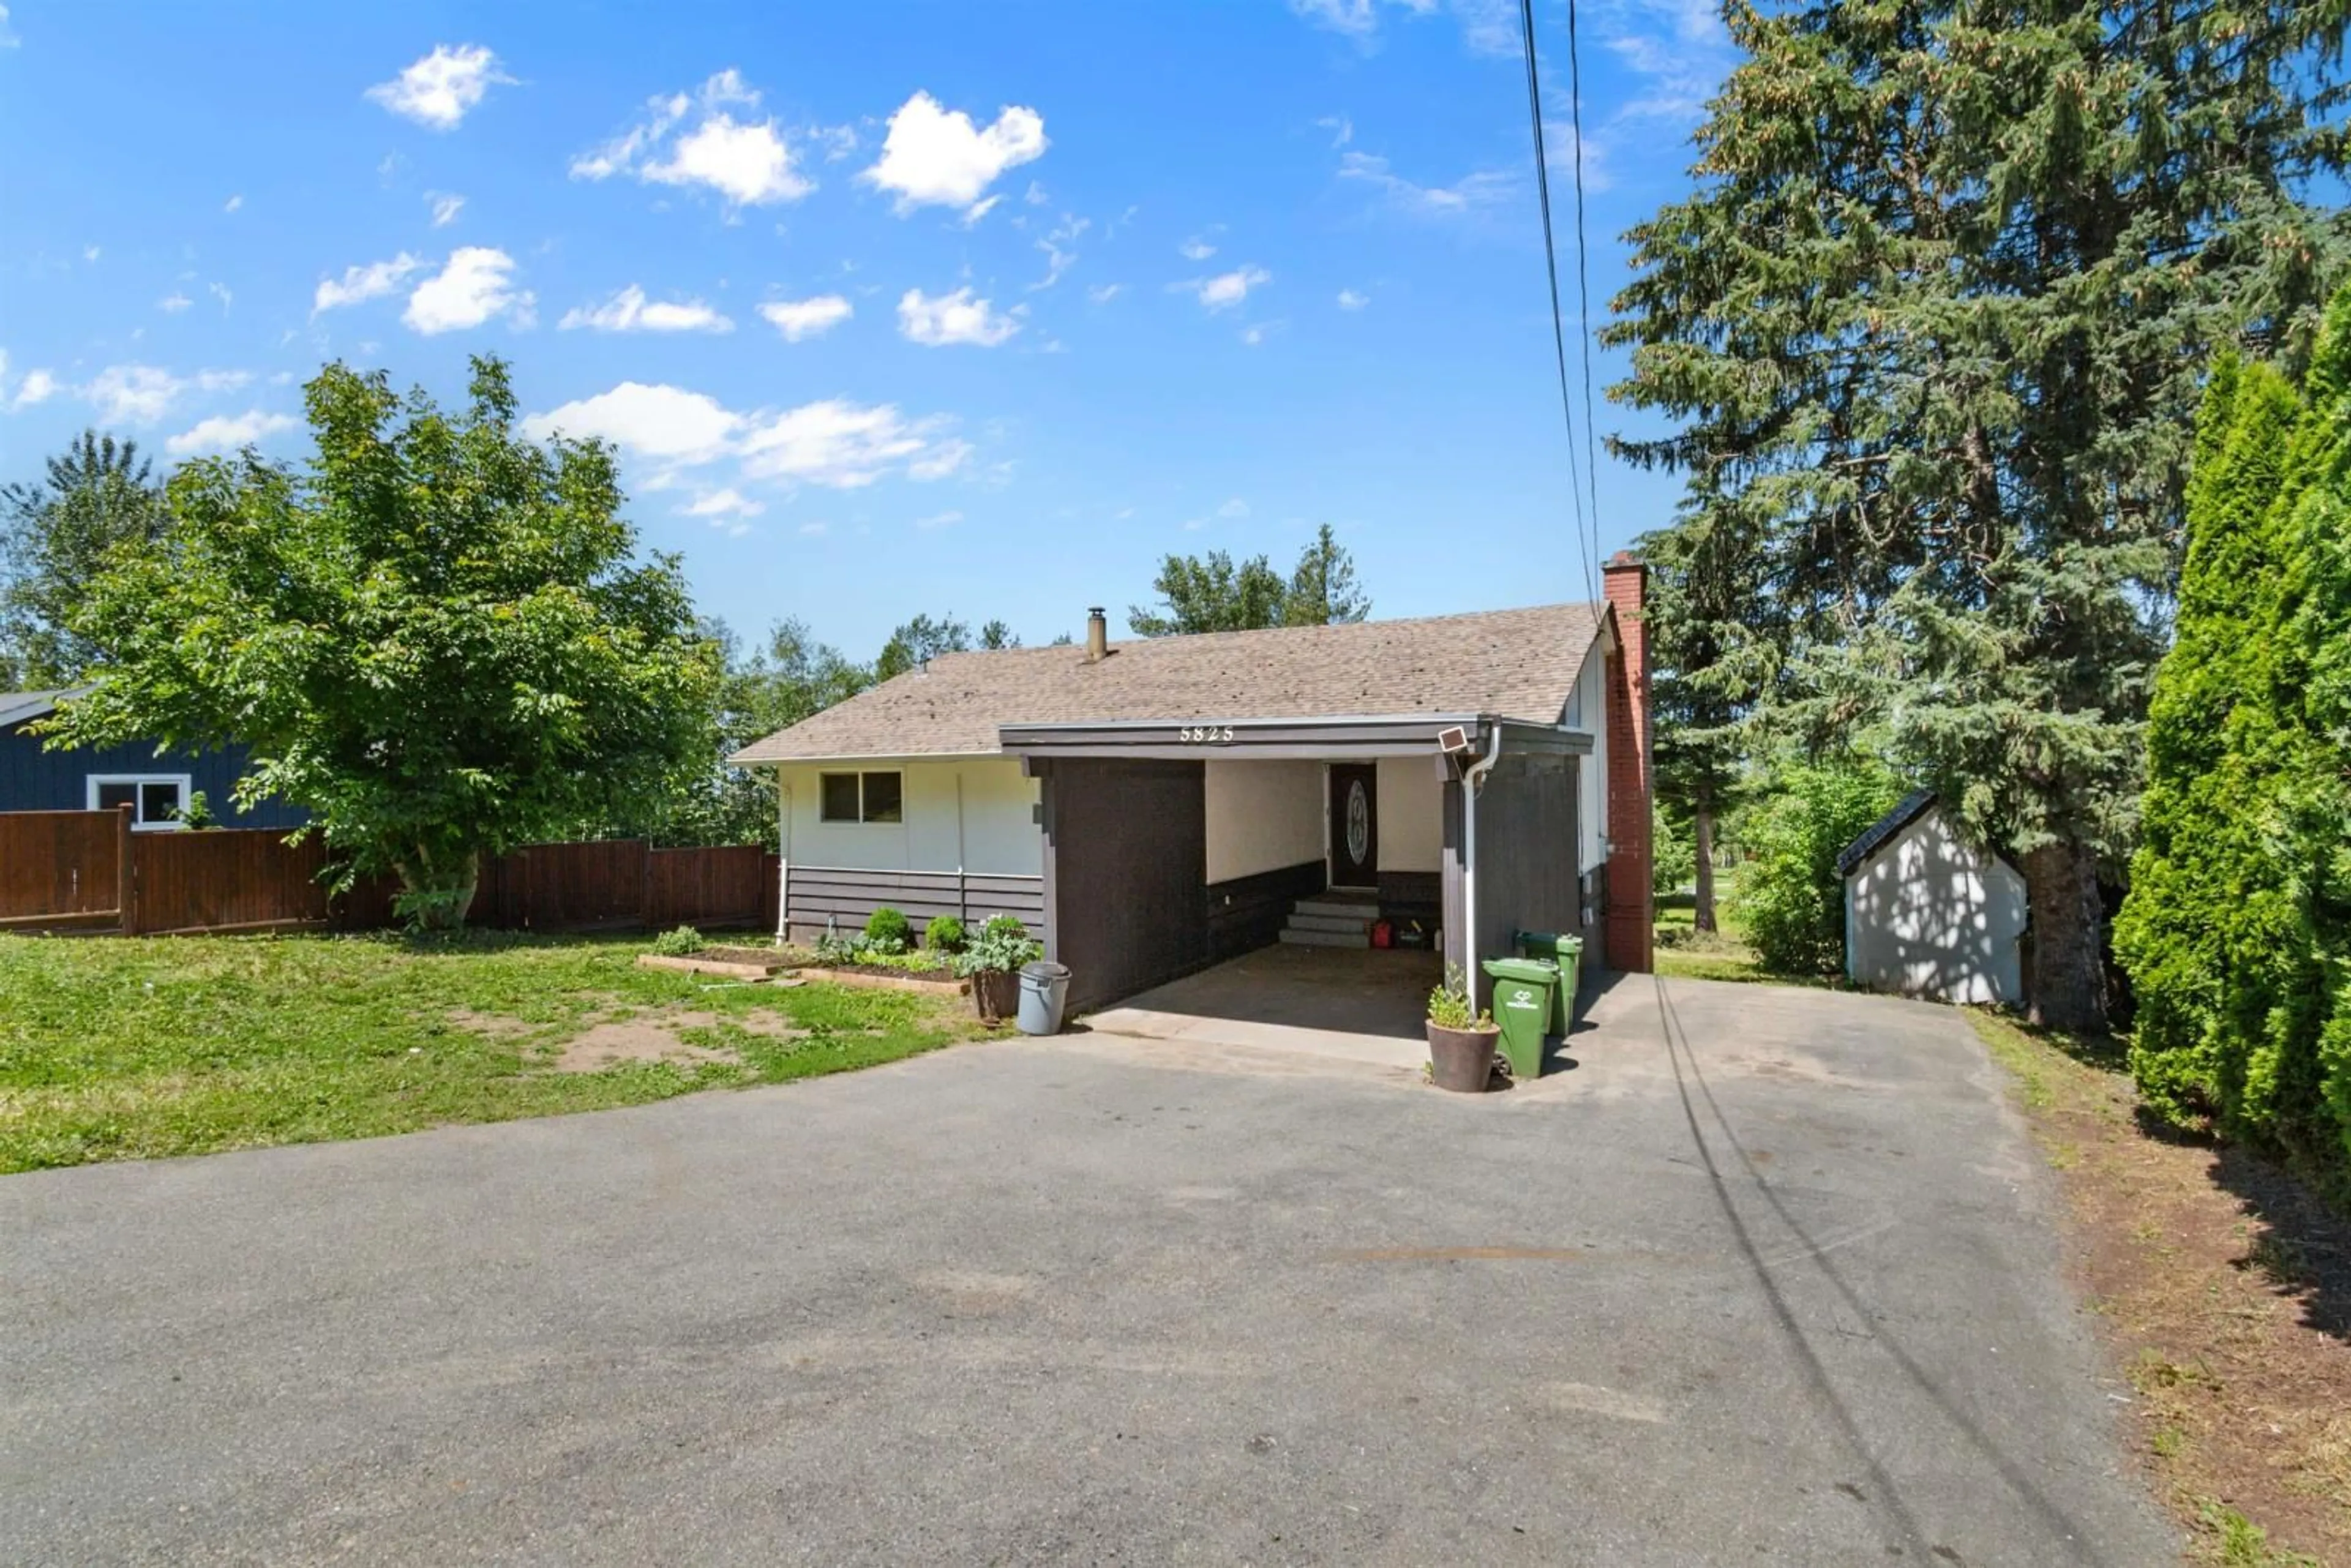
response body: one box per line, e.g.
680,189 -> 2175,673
1024,181 -> 1049,206
223,193 -> 243,213
1291,0 -> 1516,54
897,287 -> 1021,348
558,284 -> 732,334
522,382 -> 742,462
208,282 -> 234,312
1087,283 -> 1125,304
1601,0 -> 1736,125
524,383 -> 970,494
366,43 -> 513,130
799,520 -> 830,537
11,368 -> 58,410
159,292 -> 193,313
860,91 -> 1047,214
83,365 -> 187,423
402,247 -> 533,334
1338,150 -> 1515,214
1179,237 -> 1218,261
1032,215 -> 1088,290
0,5 -> 17,47
427,191 -> 465,227
1218,498 -> 1250,519
314,253 -> 426,315
1317,114 -> 1354,148
1183,265 -> 1271,311
683,488 -> 765,521
83,244 -> 100,263
571,70 -> 811,208
757,294 -> 852,342
1337,288 -> 1370,310
914,509 -> 963,531
961,195 -> 1003,228
166,410 -> 297,456
740,399 -> 962,487
1240,321 -> 1286,347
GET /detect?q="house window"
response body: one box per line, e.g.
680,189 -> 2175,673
88,774 -> 192,830
819,770 -> 904,824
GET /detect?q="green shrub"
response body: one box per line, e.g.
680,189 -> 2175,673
1652,803 -> 1697,896
1426,964 -> 1491,1030
924,915 -> 967,953
2118,313 -> 2351,1194
863,906 -> 912,955
1731,760 -> 1902,977
649,925 -> 707,957
954,919 -> 1041,977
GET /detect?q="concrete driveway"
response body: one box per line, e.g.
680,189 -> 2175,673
3,974 -> 2172,1566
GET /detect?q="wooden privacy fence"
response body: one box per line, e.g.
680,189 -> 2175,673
0,809 -> 778,937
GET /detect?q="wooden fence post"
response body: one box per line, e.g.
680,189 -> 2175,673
116,805 -> 138,935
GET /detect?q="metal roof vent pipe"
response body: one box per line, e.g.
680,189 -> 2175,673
1085,607 -> 1108,662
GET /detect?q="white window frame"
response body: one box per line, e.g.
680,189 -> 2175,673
86,773 -> 194,831
817,769 -> 904,825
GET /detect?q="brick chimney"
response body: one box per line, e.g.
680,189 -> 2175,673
1602,552 -> 1654,974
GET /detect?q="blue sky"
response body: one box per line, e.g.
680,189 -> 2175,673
0,0 -> 1732,659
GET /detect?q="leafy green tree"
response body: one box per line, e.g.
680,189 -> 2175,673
46,358 -> 717,929
978,618 -> 1019,650
1607,0 -> 2351,1030
876,612 -> 970,680
1281,523 -> 1370,626
2118,297 -> 2351,1188
1731,759 -> 1903,978
0,432 -> 167,686
1130,527 -> 1370,636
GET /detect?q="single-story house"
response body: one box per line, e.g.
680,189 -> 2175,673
1839,790 -> 2027,1006
0,689 -> 306,831
730,557 -> 1655,1013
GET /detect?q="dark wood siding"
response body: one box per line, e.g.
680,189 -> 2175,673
1040,758 -> 1207,1011
0,720 -> 307,830
1470,752 -> 1583,989
1206,859 -> 1325,962
782,866 -> 1045,943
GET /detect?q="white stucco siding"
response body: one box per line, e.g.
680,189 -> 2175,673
1203,759 -> 1322,883
1376,755 -> 1445,873
1844,808 -> 2027,1006
773,757 -> 1041,876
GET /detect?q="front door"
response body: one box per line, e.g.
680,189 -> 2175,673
1329,763 -> 1379,887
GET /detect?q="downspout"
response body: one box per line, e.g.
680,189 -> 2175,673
775,781 -> 792,943
955,771 -> 968,925
1460,721 -> 1504,1010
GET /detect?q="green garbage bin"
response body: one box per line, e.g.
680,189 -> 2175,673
1482,956 -> 1559,1081
1516,931 -> 1584,1033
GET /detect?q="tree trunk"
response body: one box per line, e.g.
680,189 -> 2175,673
1693,793 -> 1718,935
394,847 -> 482,932
2024,838 -> 2109,1033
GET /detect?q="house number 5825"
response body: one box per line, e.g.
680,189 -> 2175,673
1179,726 -> 1235,743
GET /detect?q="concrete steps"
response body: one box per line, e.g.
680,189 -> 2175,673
1279,890 -> 1378,948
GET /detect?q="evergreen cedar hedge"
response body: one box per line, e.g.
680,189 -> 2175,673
2116,295 -> 2351,1198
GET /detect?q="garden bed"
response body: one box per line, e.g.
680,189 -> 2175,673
635,952 -> 792,981
797,965 -> 967,997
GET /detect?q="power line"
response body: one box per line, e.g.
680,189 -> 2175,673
1564,0 -> 1606,588
1518,0 -> 1599,610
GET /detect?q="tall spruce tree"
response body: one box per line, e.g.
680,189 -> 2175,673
0,432 -> 167,685
1608,0 -> 2351,1030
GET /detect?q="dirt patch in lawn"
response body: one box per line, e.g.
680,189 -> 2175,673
547,1006 -> 811,1073
1974,1013 -> 2351,1564
448,1008 -> 536,1040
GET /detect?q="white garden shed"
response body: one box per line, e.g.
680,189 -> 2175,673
1839,792 -> 2028,1006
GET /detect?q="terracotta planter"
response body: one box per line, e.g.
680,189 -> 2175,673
1427,1021 -> 1503,1093
972,968 -> 1021,1024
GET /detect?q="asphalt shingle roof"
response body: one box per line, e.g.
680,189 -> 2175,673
730,602 -> 1607,763
0,689 -> 73,730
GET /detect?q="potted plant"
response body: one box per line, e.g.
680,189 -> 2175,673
1426,963 -> 1502,1092
954,914 -> 1042,1024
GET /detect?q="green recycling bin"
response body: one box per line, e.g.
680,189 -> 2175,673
1516,931 -> 1584,1033
1482,956 -> 1559,1081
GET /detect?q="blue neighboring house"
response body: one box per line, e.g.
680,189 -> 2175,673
0,689 -> 306,830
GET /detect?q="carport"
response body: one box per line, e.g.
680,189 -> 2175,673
1084,944 -> 1444,1073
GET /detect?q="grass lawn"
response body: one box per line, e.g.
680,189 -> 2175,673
0,931 -> 989,1174
1970,1013 -> 2349,1566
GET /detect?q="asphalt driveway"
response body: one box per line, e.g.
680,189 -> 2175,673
2,973 -> 2172,1566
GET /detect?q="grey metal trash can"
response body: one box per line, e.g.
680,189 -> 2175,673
1016,961 -> 1073,1035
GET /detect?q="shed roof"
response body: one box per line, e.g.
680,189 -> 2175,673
731,601 -> 1607,763
0,689 -> 73,730
1836,790 -> 1938,879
